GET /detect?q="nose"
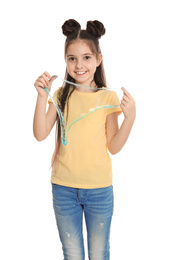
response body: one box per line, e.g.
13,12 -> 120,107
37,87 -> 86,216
75,59 -> 83,69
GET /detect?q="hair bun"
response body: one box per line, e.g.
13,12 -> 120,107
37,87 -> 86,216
62,19 -> 81,37
86,20 -> 106,39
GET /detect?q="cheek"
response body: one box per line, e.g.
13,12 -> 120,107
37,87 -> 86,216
91,63 -> 97,73
87,61 -> 97,71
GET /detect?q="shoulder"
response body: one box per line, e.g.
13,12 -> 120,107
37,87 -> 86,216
99,89 -> 120,103
48,87 -> 63,105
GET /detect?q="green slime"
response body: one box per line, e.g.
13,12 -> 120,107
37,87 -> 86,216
44,77 -> 120,145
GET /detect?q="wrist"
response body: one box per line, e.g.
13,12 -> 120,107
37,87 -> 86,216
37,92 -> 48,100
124,115 -> 136,125
36,93 -> 48,107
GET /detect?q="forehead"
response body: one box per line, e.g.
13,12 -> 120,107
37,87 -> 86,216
66,40 -> 93,55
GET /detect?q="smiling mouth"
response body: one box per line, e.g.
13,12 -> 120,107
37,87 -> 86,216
75,71 -> 87,75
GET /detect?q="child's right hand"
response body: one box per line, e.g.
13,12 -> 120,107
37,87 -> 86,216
34,71 -> 56,97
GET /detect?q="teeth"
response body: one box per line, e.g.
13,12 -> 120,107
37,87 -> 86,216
76,71 -> 86,75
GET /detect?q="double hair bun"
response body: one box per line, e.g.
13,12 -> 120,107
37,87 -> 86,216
62,19 -> 106,39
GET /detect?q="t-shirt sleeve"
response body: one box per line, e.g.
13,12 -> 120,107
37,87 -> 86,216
48,89 -> 60,106
106,91 -> 122,116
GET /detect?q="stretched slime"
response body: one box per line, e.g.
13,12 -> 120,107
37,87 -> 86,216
44,76 -> 120,145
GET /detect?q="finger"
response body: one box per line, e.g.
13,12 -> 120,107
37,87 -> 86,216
122,94 -> 130,102
38,77 -> 49,88
121,87 -> 132,99
121,99 -> 127,106
49,75 -> 57,85
41,74 -> 50,86
37,85 -> 44,89
35,79 -> 44,89
121,87 -> 130,96
43,71 -> 51,80
51,75 -> 58,80
120,103 -> 126,111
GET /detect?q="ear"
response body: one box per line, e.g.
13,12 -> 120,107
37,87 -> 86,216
96,53 -> 103,67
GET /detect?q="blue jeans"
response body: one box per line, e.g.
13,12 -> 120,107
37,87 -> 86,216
52,184 -> 114,260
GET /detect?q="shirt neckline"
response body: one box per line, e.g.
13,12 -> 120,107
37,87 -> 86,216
73,87 -> 107,95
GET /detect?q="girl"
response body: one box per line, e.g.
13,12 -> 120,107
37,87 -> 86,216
33,19 -> 136,260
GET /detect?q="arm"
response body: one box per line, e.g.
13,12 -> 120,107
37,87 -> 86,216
33,72 -> 57,141
107,88 -> 136,155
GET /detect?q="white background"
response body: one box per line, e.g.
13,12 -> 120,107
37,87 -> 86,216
0,0 -> 173,259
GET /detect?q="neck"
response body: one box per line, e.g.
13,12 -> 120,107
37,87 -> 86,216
75,80 -> 97,93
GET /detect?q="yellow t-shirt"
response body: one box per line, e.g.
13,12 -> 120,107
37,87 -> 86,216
48,87 -> 122,189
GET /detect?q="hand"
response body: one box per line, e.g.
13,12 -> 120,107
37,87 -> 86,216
120,87 -> 136,122
34,71 -> 57,97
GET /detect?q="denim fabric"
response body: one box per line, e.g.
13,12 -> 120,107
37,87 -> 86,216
52,184 -> 114,260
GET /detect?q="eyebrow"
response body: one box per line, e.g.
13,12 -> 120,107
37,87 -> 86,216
67,53 -> 93,57
83,53 -> 93,56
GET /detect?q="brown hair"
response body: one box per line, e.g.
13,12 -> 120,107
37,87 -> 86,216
60,19 -> 107,114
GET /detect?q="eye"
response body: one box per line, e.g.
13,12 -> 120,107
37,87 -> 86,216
68,57 -> 75,61
84,56 -> 91,60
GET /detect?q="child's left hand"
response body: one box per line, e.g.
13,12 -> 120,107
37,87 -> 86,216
120,87 -> 136,122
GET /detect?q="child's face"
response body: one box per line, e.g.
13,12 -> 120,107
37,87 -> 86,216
65,40 -> 102,87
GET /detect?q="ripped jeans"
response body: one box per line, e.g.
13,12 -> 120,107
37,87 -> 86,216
52,184 -> 114,260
